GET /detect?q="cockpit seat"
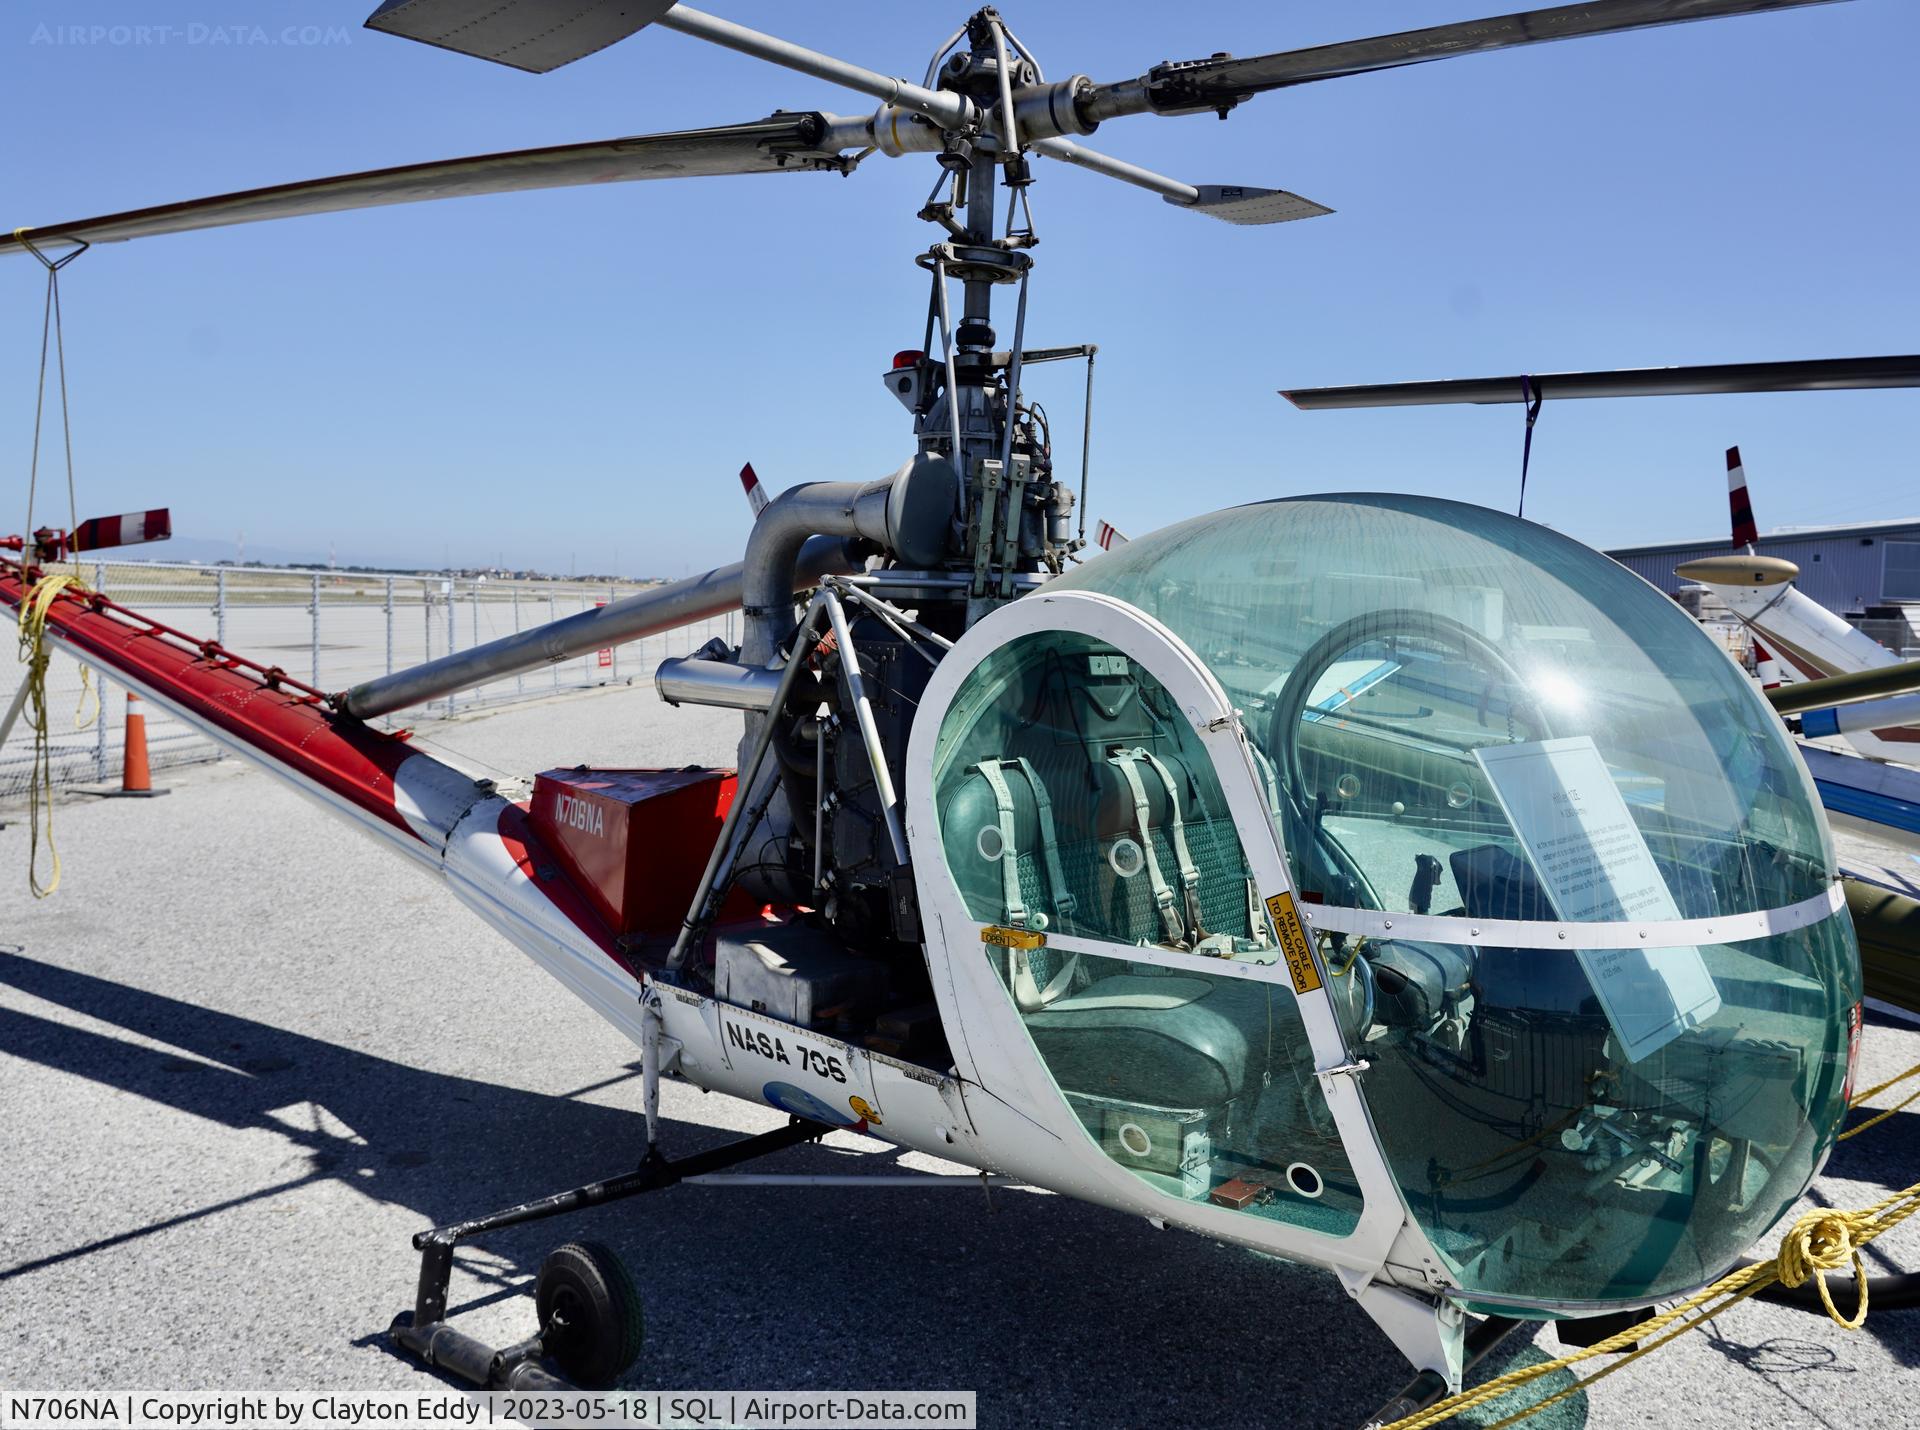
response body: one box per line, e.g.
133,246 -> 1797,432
938,747 -> 1255,949
1023,975 -> 1251,1109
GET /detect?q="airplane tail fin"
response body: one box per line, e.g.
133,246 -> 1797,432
739,463 -> 770,520
1727,446 -> 1759,549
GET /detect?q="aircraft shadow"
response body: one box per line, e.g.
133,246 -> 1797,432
6,945 -> 1914,1405
0,948 -> 1575,1425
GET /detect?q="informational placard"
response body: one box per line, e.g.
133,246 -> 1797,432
1474,735 -> 1720,1062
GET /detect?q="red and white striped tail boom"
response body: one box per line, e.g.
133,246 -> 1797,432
0,555 -> 657,1042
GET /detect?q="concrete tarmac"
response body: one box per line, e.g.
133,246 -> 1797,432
2,686 -> 1915,1428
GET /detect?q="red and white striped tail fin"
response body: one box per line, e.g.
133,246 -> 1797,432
72,507 -> 171,554
1094,519 -> 1129,552
738,463 -> 770,520
1727,446 -> 1759,550
1752,636 -> 1783,691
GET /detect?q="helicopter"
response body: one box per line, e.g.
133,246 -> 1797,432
0,0 -> 1876,1412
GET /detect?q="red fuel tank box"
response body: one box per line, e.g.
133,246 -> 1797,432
530,767 -> 740,938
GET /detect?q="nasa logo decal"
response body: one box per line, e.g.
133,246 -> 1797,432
761,1081 -> 857,1126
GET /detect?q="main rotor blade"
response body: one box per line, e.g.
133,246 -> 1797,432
365,0 -> 676,74
1085,0 -> 1848,119
1281,356 -> 1920,409
2,115 -> 846,254
1031,138 -> 1332,226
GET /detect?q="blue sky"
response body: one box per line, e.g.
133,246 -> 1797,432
7,1 -> 1917,576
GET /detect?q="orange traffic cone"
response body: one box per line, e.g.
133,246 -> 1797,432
78,690 -> 171,798
122,691 -> 153,793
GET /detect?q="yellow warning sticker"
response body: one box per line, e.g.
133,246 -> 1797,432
981,924 -> 1046,950
1264,892 -> 1323,995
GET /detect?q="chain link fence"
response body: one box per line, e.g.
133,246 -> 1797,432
2,561 -> 737,800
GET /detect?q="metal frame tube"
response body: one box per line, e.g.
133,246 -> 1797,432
0,677 -> 32,750
668,594 -> 830,970
310,571 -> 322,689
998,266 -> 1031,520
828,576 -> 952,657
986,19 -> 1022,157
1079,347 -> 1097,546
444,582 -> 456,715
821,588 -> 908,866
932,257 -> 964,461
813,716 -> 826,891
920,23 -> 967,88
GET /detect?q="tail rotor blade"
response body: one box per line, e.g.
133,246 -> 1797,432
75,508 -> 172,554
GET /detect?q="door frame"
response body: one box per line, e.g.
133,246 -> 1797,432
905,588 -> 1416,1277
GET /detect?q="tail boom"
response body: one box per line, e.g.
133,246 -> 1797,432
0,560 -> 638,1015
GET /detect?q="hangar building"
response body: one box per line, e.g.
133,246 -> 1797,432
1606,518 -> 1920,658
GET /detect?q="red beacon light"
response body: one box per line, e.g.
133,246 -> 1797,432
892,349 -> 925,369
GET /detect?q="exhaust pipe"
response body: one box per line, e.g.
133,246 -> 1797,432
738,453 -> 956,668
655,656 -> 786,712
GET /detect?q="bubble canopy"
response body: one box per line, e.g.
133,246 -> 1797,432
1028,494 -> 1863,1306
1052,494 -> 1835,923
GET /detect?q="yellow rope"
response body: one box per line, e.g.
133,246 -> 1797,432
1378,1058 -> 1920,1430
1838,1060 -> 1920,1142
15,571 -> 95,898
13,216 -> 93,898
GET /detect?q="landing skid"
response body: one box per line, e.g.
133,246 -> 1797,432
389,1117 -> 834,1389
1357,1314 -> 1522,1430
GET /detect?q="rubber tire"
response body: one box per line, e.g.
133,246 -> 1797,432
535,1241 -> 644,1389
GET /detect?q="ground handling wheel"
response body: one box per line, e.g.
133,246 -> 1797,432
535,1241 -> 644,1388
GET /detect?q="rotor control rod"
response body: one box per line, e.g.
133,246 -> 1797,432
657,6 -> 971,132
1030,137 -> 1198,204
337,535 -> 857,720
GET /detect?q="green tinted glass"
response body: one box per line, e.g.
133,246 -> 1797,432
1052,495 -> 1834,919
932,628 -> 1360,1237
1052,496 -> 1861,1305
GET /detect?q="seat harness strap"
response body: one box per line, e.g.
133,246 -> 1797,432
1007,755 -> 1075,922
973,759 -> 1027,928
1109,748 -> 1189,948
1140,748 -> 1208,944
